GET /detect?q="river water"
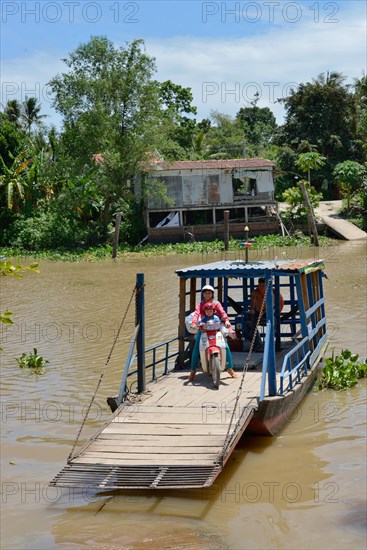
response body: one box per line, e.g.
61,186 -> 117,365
1,241 -> 366,549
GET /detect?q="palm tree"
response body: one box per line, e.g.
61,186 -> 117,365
21,97 -> 47,135
313,71 -> 346,88
4,100 -> 22,126
191,130 -> 210,159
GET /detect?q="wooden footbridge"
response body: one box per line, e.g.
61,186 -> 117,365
50,363 -> 263,489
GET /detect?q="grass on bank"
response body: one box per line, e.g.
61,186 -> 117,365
0,233 -> 337,262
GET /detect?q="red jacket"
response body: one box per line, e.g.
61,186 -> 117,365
191,300 -> 229,326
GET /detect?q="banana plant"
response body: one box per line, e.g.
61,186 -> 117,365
0,150 -> 32,210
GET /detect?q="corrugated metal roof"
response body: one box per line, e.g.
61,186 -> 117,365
176,259 -> 325,277
154,158 -> 275,171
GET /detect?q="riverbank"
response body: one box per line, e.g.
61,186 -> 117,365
0,233 -> 337,262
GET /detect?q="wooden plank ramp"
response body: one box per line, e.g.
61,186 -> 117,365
51,367 -> 261,490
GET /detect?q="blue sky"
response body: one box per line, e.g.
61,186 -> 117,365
1,0 -> 366,127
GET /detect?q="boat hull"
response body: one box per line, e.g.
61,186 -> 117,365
246,361 -> 323,436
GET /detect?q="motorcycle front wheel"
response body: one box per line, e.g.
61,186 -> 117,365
211,355 -> 221,388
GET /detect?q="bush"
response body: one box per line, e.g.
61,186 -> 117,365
282,180 -> 322,224
5,210 -> 93,249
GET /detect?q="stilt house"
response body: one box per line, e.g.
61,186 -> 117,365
138,158 -> 278,243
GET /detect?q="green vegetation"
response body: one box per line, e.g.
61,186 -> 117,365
318,349 -> 367,390
282,179 -> 323,225
16,348 -> 49,374
0,309 -> 13,325
1,38 -> 366,250
0,259 -> 39,277
0,259 -> 39,349
0,233 -> 336,262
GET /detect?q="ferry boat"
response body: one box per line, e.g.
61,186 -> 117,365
51,258 -> 328,490
174,257 -> 328,435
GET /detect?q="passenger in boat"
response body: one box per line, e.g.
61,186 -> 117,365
188,285 -> 236,381
200,301 -> 221,325
248,278 -> 284,351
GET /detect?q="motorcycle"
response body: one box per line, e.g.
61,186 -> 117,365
198,319 -> 230,388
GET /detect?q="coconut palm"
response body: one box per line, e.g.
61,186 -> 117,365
4,100 -> 22,126
313,71 -> 347,88
21,97 -> 47,135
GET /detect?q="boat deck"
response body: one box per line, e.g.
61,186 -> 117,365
50,348 -> 292,490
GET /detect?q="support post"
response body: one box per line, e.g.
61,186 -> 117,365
265,277 -> 277,396
190,278 -> 196,312
244,225 -> 250,263
299,180 -> 319,247
136,273 -> 145,393
224,210 -> 229,250
112,212 -> 122,258
178,278 -> 187,367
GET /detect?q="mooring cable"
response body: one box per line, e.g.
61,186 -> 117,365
219,279 -> 271,464
67,283 -> 144,462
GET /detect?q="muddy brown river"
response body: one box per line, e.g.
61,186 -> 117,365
1,240 -> 366,549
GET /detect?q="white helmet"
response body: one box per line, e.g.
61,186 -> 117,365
202,285 -> 214,292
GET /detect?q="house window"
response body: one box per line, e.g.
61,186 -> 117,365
232,176 -> 257,198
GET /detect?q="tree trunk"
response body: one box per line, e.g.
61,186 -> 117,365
102,192 -> 111,241
299,180 -> 319,247
112,212 -> 122,258
224,210 -> 229,250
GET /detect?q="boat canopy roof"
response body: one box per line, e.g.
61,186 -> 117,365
176,259 -> 325,279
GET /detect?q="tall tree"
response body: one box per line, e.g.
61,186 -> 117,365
49,37 -> 162,236
354,73 -> 367,161
154,80 -> 198,159
4,100 -> 22,127
205,111 -> 245,158
22,97 -> 47,135
275,72 -> 361,167
236,93 -> 277,156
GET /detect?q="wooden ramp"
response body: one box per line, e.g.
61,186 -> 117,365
320,213 -> 367,240
51,365 -> 263,490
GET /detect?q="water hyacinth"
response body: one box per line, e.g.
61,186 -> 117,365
0,234 -> 336,262
16,348 -> 49,374
318,349 -> 367,390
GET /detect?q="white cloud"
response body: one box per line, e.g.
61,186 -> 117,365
1,6 -> 365,127
146,10 -> 365,123
1,50 -> 64,125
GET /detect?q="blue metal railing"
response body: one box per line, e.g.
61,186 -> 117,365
277,295 -> 327,395
121,336 -> 180,396
279,336 -> 311,394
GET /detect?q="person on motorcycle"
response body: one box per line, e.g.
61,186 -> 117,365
201,302 -> 221,324
188,285 -> 236,381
